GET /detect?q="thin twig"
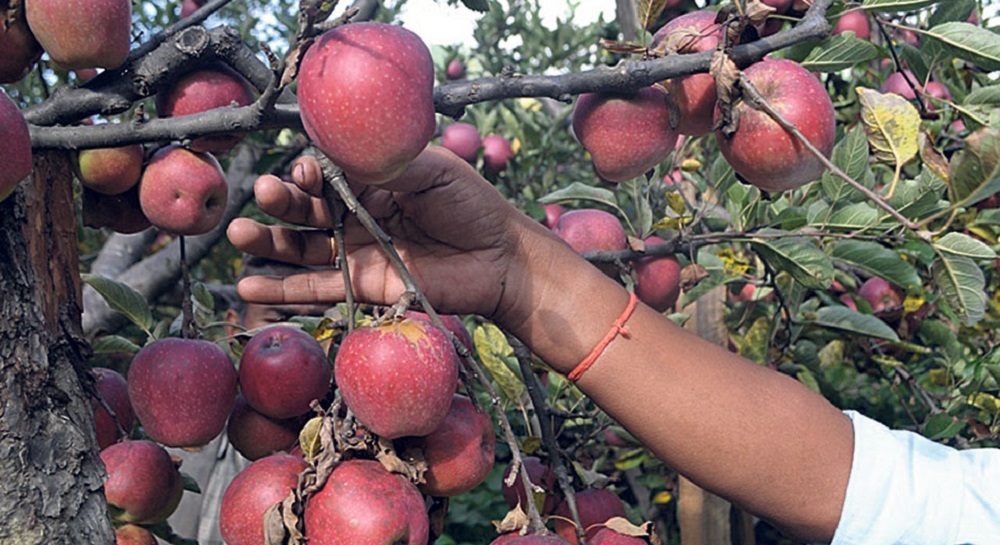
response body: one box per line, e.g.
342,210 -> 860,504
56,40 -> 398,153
318,166 -> 355,332
179,235 -> 195,339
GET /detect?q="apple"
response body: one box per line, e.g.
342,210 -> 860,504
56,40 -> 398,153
651,11 -> 723,136
415,394 -> 495,497
441,122 -> 482,163
238,325 -> 331,419
496,536 -> 572,545
840,293 -> 858,312
403,310 -> 473,352
0,90 -> 32,203
26,0 -> 131,70
91,367 -> 135,450
590,528 -> 647,545
446,58 -> 466,80
633,236 -> 681,313
219,453 -> 308,545
82,185 -> 152,234
551,209 -> 627,255
881,71 -> 919,100
572,86 -> 679,182
923,81 -> 952,112
304,459 -> 429,545
335,318 -> 460,439
501,456 -> 558,514
542,203 -> 565,229
894,28 -> 919,47
138,145 -> 229,236
553,488 -> 628,545
482,134 -> 515,174
76,144 -> 144,196
833,10 -> 870,40
155,65 -> 255,153
114,525 -> 158,545
715,58 -> 835,192
0,10 -> 42,84
858,277 -> 902,314
761,0 -> 793,14
792,0 -> 813,11
179,0 -> 199,17
127,338 -> 237,448
298,22 -> 435,185
226,394 -> 304,461
101,440 -> 184,524
74,68 -> 99,82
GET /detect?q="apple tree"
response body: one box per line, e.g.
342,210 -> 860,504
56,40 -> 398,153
1,0 -> 999,544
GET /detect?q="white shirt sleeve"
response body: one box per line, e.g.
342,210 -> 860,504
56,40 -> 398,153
829,410 -> 1000,545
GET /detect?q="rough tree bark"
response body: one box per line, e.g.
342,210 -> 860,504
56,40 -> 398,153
0,152 -> 114,544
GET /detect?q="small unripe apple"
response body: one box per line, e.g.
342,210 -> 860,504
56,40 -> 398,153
298,22 -> 435,185
0,90 -> 32,203
91,367 -> 135,450
114,525 -> 158,545
82,185 -> 152,234
156,65 -> 255,153
416,395 -> 495,497
633,236 -> 682,312
833,10 -> 870,40
304,459 -> 429,545
572,86 -> 679,182
482,134 -> 515,174
335,318 -> 460,439
220,453 -> 308,545
441,122 -> 483,163
238,325 -> 331,419
227,394 -> 304,461
77,145 -> 144,195
139,145 -> 229,236
553,488 -> 628,545
501,456 -> 558,515
127,338 -> 237,448
651,11 -> 723,136
0,12 -> 43,84
446,58 -> 466,80
101,440 -> 184,524
26,0 -> 131,70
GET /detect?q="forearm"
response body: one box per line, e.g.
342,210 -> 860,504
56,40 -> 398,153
499,224 -> 853,541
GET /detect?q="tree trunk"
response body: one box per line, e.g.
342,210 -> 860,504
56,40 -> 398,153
0,152 -> 113,544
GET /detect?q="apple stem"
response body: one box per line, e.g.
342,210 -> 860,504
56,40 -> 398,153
179,235 -> 195,340
317,166 -> 356,332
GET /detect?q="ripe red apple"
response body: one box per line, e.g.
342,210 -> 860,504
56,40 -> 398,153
446,58 -> 466,80
403,310 -> 473,352
923,81 -> 952,112
139,145 -> 229,236
25,0 -> 131,70
335,318 -> 460,439
572,86 -> 679,182
839,293 -> 858,312
715,58 -> 835,192
0,11 -> 42,84
858,277 -> 902,313
304,459 -> 429,545
114,524 -> 158,545
127,338 -> 237,447
651,11 -> 723,136
553,488 -> 628,545
881,71 -> 919,100
227,394 -> 304,461
482,134 -> 515,174
82,185 -> 152,234
298,22 -> 435,185
156,65 -> 255,153
0,90 -> 32,203
590,528 -> 647,545
220,453 -> 308,545
833,10 -> 870,39
416,395 -> 495,497
101,440 -> 184,524
441,122 -> 483,163
633,236 -> 682,312
77,144 -> 144,196
238,325 -> 331,419
552,209 -> 627,255
543,203 -> 566,229
501,456 -> 558,514
92,367 -> 135,450
179,0 -> 199,17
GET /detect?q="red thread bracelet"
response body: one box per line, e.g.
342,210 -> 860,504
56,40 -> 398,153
567,292 -> 638,382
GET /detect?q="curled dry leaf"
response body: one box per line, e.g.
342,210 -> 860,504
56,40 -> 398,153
493,504 -> 530,534
375,436 -> 428,484
711,50 -> 741,137
598,38 -> 648,55
628,236 -> 646,252
920,132 -> 949,182
603,517 -> 654,538
745,0 -> 777,27
680,264 -> 710,291
299,416 -> 323,462
638,0 -> 668,32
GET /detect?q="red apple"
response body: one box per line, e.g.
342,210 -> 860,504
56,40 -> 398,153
881,71 -> 920,100
298,22 -> 435,185
553,488 -> 628,545
155,65 -> 255,153
441,122 -> 482,163
416,394 -> 495,497
552,209 -> 626,255
75,68 -> 98,82
446,58 -> 466,80
101,440 -> 184,524
403,310 -> 473,352
335,318 -> 460,439
304,459 -> 429,545
482,134 -> 515,174
633,236 -> 682,312
498,537 -> 572,545
139,145 -> 229,236
179,0 -> 199,18
543,203 -> 566,229
127,338 -> 237,448
501,456 -> 558,514
220,453 -> 308,545
833,10 -> 870,40
858,277 -> 902,313
91,367 -> 135,450
114,525 -> 158,545
715,58 -> 835,192
0,10 -> 42,84
82,185 -> 152,234
238,325 -> 331,419
839,293 -> 858,312
792,0 -> 813,10
651,11 -> 724,136
26,0 -> 131,70
77,144 -> 144,196
572,86 -> 679,182
0,90 -> 32,203
227,394 -> 304,461
923,81 -> 952,112
590,528 -> 647,545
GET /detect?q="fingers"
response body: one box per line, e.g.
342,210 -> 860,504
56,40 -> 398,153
291,155 -> 325,197
237,271 -> 347,305
227,218 -> 336,266
378,146 -> 481,194
253,174 -> 334,228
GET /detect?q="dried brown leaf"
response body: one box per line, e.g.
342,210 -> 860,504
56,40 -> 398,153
603,517 -> 654,538
639,0 -> 668,31
375,437 -> 428,484
745,0 -> 777,26
599,38 -> 649,55
711,51 -> 741,137
920,132 -> 949,182
628,235 -> 646,252
680,264 -> 709,291
493,505 -> 530,534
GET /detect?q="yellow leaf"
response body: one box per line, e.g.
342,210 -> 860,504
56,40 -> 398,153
857,87 -> 921,197
665,192 -> 687,215
652,491 -> 674,504
716,249 -> 751,276
738,317 -> 771,365
903,294 -> 925,314
652,217 -> 684,230
969,392 -> 1000,413
473,324 -> 524,402
521,436 -> 542,456
928,368 -> 950,386
511,138 -> 522,155
298,417 -> 324,463
680,158 -> 702,172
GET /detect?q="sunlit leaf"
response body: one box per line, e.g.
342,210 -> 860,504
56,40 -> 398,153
934,232 -> 997,259
857,87 -> 920,171
750,231 -> 834,289
807,306 -> 900,342
473,324 -> 524,402
802,33 -> 880,72
924,22 -> 1000,72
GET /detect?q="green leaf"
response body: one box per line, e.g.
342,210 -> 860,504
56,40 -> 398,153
538,182 -> 618,209
900,44 -> 931,87
797,368 -> 822,393
929,0 -> 976,26
924,22 -> 1000,72
460,0 -> 490,13
91,335 -> 141,355
710,154 -> 737,196
964,85 -> 1000,106
934,232 -> 997,259
949,128 -> 1000,207
802,33 -> 880,72
473,324 -> 524,402
923,413 -> 966,440
180,472 -> 202,494
861,0 -> 941,12
612,448 -> 648,471
81,274 -> 153,335
750,231 -> 834,289
736,317 -> 771,365
825,202 -> 880,230
857,87 -> 921,169
821,125 -> 874,202
829,239 -> 921,289
807,306 -> 900,342
932,253 -> 987,326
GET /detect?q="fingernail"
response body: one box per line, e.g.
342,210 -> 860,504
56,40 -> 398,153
293,164 -> 304,182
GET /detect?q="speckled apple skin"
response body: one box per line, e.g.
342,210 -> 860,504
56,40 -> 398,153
0,91 -> 32,202
298,22 -> 435,185
220,453 -> 307,545
652,10 -> 723,136
634,236 -> 682,313
573,86 -> 679,182
101,440 -> 183,524
139,145 -> 229,236
238,325 -> 332,419
418,395 -> 495,497
304,459 -> 429,545
26,0 -> 131,70
127,338 -> 237,447
335,318 -> 459,439
714,59 -> 836,192
0,14 -> 42,84
155,65 -> 255,153
551,209 -> 626,254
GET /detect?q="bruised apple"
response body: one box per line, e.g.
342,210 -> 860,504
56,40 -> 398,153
101,440 -> 183,524
139,145 -> 229,236
298,22 -> 435,185
220,453 -> 308,545
416,395 -> 495,497
651,11 -> 724,136
238,325 -> 331,419
0,90 -> 32,202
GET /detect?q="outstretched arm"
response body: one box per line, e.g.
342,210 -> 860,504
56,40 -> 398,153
227,147 -> 853,541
